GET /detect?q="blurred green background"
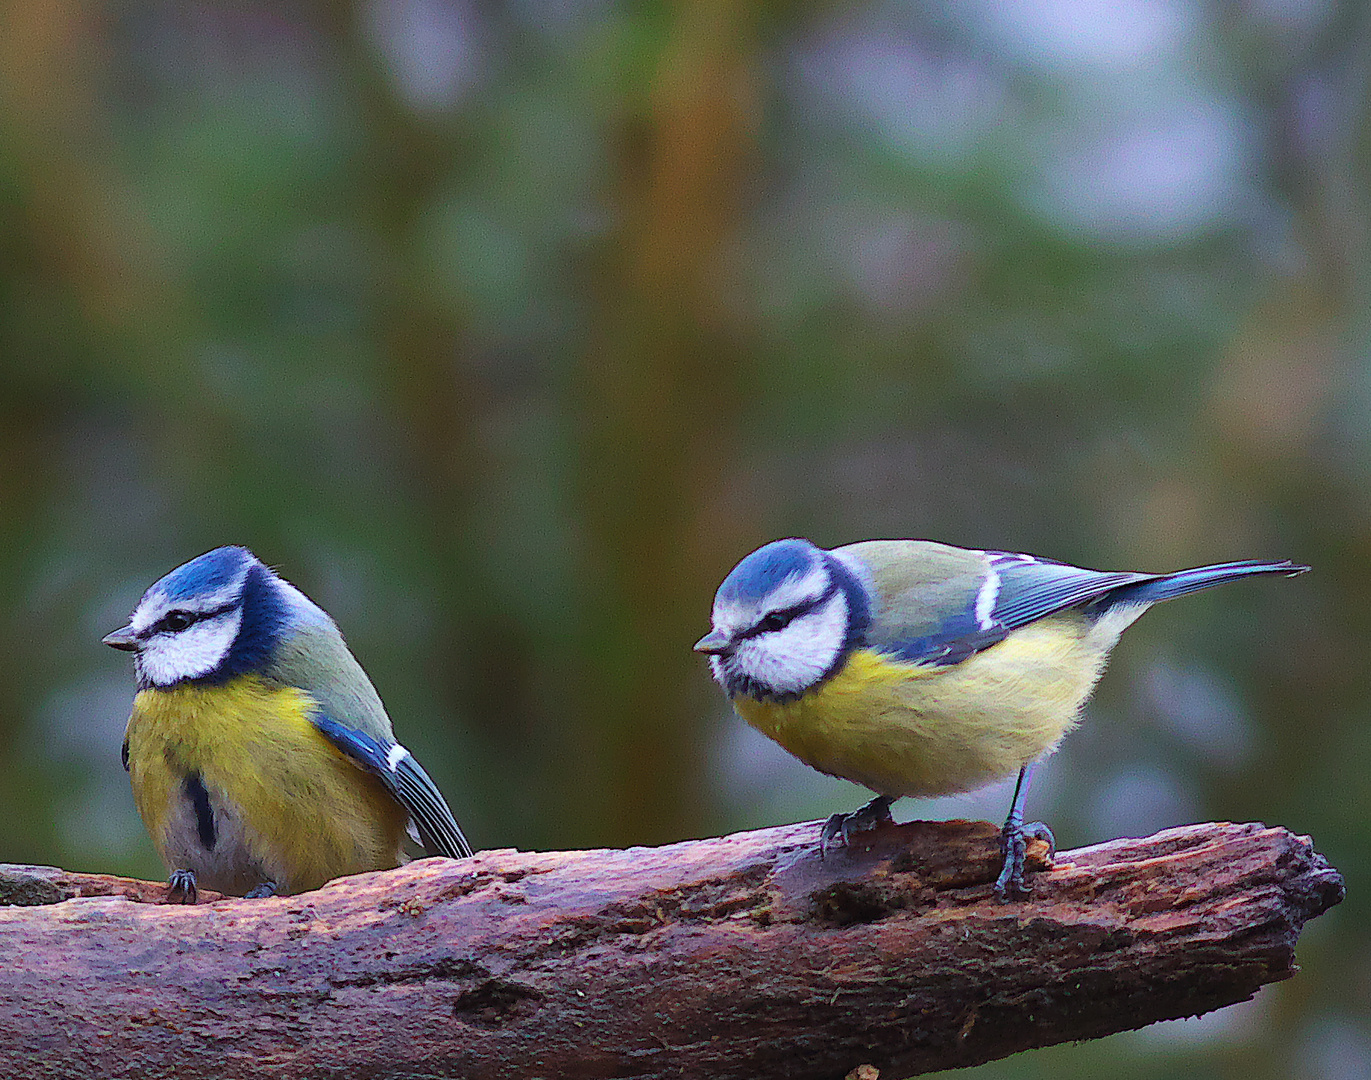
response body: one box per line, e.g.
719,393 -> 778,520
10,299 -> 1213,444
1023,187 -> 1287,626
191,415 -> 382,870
0,0 -> 1366,1076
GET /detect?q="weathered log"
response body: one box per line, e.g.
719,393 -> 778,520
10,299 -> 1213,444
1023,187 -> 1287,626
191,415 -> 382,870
0,818 -> 1343,1079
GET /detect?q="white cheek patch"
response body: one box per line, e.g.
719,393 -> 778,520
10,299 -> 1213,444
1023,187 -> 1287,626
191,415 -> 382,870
728,590 -> 850,698
137,610 -> 243,687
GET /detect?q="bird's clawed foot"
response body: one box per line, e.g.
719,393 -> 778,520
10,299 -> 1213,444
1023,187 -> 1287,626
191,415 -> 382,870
993,820 -> 1055,899
165,869 -> 198,904
820,796 -> 894,857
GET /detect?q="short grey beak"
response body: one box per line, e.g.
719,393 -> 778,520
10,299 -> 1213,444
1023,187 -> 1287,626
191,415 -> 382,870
693,630 -> 732,655
102,626 -> 139,652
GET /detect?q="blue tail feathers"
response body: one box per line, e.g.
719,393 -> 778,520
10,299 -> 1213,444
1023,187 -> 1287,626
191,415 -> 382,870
1101,559 -> 1309,609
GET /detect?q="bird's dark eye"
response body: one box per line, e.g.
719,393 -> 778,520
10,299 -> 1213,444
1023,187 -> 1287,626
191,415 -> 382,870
759,611 -> 790,633
160,611 -> 194,633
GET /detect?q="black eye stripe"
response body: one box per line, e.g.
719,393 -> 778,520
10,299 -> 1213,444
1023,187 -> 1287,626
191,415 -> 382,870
745,598 -> 820,638
154,601 -> 237,634
742,578 -> 846,639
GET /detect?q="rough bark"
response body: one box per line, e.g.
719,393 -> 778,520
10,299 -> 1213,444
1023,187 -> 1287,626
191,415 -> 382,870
0,818 -> 1344,1080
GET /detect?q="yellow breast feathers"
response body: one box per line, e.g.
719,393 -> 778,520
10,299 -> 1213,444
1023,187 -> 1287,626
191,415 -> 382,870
124,676 -> 407,894
733,614 -> 1110,798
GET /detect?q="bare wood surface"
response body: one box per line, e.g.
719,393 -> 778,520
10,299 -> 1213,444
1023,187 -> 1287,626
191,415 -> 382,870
0,862 -> 224,906
0,819 -> 1343,1080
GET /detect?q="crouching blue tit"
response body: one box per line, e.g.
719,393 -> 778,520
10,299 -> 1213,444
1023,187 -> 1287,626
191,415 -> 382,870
695,538 -> 1307,898
104,546 -> 472,901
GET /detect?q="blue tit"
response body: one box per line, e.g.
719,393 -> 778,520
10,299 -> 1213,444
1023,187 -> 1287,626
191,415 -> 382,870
103,546 -> 472,901
695,538 -> 1307,897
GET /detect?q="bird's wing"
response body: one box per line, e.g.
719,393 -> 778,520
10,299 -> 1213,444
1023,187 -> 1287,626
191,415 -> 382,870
266,620 -> 396,742
310,712 -> 474,859
838,540 -> 1152,667
982,552 -> 1153,632
269,621 -> 472,859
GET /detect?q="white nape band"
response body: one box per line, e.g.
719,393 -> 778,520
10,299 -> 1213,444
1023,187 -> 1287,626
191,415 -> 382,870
385,743 -> 409,772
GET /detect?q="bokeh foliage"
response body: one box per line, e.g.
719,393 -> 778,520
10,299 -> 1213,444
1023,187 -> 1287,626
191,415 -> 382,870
0,1 -> 1367,1076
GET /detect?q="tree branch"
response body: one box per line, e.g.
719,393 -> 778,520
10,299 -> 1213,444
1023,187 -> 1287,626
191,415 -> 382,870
0,819 -> 1343,1079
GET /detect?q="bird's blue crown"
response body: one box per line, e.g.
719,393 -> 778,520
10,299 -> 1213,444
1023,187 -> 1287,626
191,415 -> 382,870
153,545 -> 257,602
716,538 -> 820,605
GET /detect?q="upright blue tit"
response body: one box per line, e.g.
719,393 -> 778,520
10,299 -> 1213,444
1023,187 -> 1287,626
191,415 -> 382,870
695,538 -> 1307,898
104,546 -> 472,901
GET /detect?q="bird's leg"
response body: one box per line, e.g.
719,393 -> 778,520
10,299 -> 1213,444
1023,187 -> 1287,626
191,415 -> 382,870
994,764 -> 1055,899
243,881 -> 279,899
165,868 -> 198,905
820,795 -> 895,857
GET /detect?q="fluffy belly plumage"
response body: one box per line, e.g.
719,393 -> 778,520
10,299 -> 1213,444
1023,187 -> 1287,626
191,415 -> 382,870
732,617 -> 1112,798
125,677 -> 407,895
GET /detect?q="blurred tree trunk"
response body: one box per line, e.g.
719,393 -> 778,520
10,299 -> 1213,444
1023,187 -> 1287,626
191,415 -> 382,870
570,2 -> 760,844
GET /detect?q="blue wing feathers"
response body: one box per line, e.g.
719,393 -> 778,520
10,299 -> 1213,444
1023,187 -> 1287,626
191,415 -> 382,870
879,589 -> 987,665
987,554 -> 1150,631
313,713 -> 390,772
873,553 -> 1306,668
311,713 -> 473,860
390,754 -> 473,860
